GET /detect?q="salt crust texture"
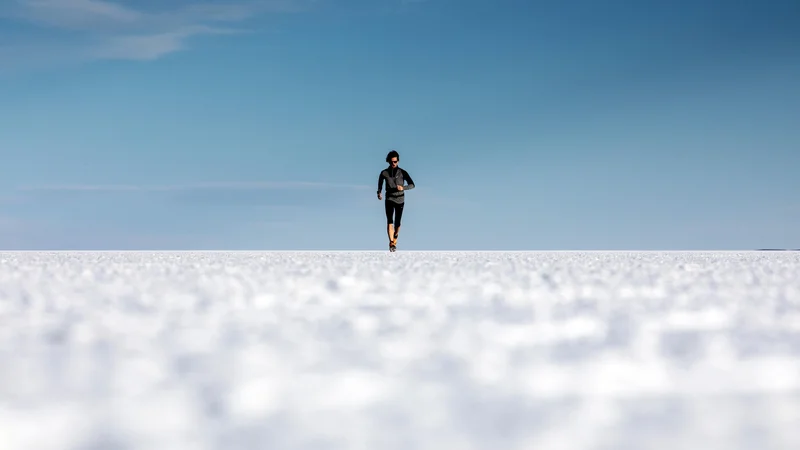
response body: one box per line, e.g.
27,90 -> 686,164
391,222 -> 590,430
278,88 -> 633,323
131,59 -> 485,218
1,251 -> 799,449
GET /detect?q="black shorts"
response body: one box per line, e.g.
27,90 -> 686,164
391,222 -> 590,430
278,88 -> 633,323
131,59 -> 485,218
384,200 -> 405,226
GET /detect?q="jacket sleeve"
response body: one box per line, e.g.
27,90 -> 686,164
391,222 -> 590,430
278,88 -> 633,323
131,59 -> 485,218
377,171 -> 384,195
402,169 -> 415,190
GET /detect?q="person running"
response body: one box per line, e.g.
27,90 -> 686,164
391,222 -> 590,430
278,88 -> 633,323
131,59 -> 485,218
377,150 -> 415,251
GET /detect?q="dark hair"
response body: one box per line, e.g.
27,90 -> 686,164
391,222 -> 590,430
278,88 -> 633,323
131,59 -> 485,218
385,150 -> 399,163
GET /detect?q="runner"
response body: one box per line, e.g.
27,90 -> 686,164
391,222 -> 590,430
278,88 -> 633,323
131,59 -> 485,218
377,150 -> 415,251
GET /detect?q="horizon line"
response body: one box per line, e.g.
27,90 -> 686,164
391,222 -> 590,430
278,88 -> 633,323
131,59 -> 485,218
15,180 -> 372,192
0,249 -> 795,252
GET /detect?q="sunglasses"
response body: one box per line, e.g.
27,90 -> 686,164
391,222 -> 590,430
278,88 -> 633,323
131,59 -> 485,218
390,160 -> 398,163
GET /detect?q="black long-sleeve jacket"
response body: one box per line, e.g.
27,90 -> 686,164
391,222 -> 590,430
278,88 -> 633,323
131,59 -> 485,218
377,166 -> 415,204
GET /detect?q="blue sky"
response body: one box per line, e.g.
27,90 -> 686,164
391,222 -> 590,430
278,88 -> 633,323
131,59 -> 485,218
1,0 -> 798,250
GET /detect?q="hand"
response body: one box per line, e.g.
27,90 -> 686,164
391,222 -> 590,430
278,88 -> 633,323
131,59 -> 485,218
377,193 -> 382,200
397,186 -> 404,191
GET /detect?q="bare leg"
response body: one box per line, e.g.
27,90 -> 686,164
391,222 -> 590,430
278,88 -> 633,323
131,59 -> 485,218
387,223 -> 395,246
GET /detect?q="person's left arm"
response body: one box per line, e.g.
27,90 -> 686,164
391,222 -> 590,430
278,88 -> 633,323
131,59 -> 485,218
401,169 -> 415,190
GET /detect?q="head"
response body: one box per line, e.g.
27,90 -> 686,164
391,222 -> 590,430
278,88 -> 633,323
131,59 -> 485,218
386,150 -> 399,167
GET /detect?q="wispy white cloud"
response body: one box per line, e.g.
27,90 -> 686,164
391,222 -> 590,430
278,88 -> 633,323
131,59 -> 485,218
87,25 -> 245,61
6,0 -> 314,31
0,0 -> 314,69
5,0 -> 144,30
17,180 -> 372,191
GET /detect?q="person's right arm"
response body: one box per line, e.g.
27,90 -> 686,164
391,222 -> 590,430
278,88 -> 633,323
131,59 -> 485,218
377,172 -> 384,199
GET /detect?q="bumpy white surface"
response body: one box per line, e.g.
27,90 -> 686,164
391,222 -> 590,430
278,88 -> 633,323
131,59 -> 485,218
1,251 -> 799,450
